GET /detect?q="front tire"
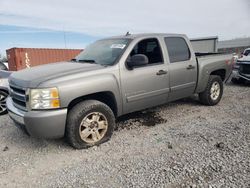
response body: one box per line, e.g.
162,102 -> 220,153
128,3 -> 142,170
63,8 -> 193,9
66,100 -> 115,149
199,75 -> 223,106
0,90 -> 8,115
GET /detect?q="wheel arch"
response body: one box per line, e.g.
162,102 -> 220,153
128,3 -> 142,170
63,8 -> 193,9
67,91 -> 118,117
210,69 -> 226,81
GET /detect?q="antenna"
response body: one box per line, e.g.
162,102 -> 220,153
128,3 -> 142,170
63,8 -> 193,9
125,31 -> 131,36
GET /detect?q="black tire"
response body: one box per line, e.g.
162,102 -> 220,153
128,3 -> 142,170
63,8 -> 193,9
66,100 -> 115,149
231,77 -> 245,84
0,90 -> 8,115
199,75 -> 223,106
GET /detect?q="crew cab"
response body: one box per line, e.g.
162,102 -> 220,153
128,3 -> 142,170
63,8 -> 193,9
7,33 -> 233,149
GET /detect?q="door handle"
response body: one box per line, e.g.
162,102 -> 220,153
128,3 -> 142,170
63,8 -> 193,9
186,65 -> 195,70
156,70 -> 167,75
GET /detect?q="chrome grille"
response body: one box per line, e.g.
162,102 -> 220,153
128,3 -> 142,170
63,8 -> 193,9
9,85 -> 27,111
240,64 -> 250,74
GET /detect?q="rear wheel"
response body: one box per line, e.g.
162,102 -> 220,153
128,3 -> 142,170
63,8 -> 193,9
66,100 -> 115,149
199,75 -> 223,106
0,90 -> 8,115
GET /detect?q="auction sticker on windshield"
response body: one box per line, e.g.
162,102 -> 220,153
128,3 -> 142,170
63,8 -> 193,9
110,44 -> 126,49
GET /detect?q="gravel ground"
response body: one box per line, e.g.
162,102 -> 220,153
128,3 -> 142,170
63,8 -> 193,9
0,83 -> 250,188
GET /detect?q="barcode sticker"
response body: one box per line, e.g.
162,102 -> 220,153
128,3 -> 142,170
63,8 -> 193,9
110,44 -> 126,49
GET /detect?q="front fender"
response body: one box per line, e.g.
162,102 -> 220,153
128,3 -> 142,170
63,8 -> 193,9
53,74 -> 122,115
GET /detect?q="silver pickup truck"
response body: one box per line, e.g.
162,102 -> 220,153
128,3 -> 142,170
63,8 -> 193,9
6,33 -> 233,149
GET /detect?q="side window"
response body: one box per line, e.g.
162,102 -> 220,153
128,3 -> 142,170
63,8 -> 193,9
164,37 -> 190,63
130,38 -> 163,64
244,50 -> 250,56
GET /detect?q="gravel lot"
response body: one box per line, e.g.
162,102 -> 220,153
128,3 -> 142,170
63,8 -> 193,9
0,83 -> 249,188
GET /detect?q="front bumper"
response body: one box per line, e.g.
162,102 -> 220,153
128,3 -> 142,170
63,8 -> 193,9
232,69 -> 250,81
6,97 -> 68,139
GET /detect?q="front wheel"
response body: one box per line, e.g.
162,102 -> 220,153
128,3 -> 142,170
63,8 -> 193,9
199,75 -> 223,106
66,100 -> 115,149
0,90 -> 8,115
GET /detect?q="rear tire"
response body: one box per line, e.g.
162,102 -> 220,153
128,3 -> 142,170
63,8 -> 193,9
66,100 -> 115,149
199,75 -> 223,106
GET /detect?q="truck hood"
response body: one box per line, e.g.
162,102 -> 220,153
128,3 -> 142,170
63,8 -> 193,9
238,55 -> 250,62
9,62 -> 105,88
0,70 -> 12,78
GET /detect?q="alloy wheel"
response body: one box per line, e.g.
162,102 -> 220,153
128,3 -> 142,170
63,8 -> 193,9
79,112 -> 108,144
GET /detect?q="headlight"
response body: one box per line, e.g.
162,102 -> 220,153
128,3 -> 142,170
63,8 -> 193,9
30,88 -> 60,109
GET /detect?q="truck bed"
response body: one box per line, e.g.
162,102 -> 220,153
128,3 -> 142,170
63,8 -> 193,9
195,53 -> 233,93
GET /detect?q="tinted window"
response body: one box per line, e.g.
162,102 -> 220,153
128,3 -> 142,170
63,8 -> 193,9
130,38 -> 163,64
0,62 -> 8,71
164,37 -> 190,63
243,50 -> 250,56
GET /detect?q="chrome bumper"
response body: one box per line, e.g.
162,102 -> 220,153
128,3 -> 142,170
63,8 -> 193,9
232,70 -> 250,81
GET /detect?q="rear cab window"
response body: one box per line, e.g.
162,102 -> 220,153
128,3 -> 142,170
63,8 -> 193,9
164,37 -> 191,63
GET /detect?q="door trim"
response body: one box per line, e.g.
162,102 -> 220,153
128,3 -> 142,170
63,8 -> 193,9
126,88 -> 170,103
171,82 -> 196,92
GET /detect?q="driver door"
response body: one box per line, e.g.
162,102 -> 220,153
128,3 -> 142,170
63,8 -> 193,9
120,38 -> 170,114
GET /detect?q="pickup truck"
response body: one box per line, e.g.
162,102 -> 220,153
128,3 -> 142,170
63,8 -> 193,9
6,33 -> 233,149
231,48 -> 250,84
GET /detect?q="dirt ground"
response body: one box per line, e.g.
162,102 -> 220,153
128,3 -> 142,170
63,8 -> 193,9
0,83 -> 249,188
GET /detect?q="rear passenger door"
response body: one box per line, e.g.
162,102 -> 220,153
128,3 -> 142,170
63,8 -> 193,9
164,37 -> 197,101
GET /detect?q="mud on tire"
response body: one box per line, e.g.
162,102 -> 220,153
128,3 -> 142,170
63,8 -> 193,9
66,100 -> 115,149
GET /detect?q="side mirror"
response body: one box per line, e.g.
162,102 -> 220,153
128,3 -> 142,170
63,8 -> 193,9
127,54 -> 149,69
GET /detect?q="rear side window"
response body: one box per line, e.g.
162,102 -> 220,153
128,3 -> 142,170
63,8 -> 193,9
164,37 -> 190,63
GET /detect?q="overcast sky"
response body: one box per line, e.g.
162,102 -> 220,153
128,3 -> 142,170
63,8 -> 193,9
0,0 -> 249,55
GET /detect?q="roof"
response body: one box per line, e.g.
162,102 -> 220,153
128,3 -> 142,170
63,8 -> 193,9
104,33 -> 187,40
190,36 -> 218,41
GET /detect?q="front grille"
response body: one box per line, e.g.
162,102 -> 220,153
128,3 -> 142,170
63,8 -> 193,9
240,64 -> 250,74
10,85 -> 27,111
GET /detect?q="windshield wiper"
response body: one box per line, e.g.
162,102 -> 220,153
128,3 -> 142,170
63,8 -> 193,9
71,59 -> 96,63
77,59 -> 96,63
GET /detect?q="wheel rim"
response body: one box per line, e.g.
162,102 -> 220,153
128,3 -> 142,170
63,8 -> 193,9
210,81 -> 220,101
79,112 -> 108,144
0,93 -> 7,113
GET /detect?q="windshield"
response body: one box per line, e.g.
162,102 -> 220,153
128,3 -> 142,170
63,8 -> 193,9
243,50 -> 250,56
74,39 -> 131,65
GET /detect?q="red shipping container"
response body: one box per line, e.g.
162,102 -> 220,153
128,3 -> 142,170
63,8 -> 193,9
6,48 -> 83,71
